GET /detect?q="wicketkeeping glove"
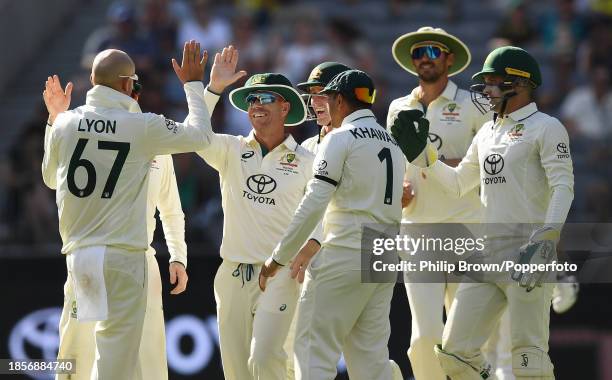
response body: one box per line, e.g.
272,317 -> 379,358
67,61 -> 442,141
511,227 -> 560,292
390,110 -> 431,162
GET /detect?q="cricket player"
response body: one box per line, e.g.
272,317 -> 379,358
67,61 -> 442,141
390,46 -> 574,379
260,69 -> 405,380
42,41 -> 213,379
46,78 -> 188,380
195,46 -> 321,380
298,61 -> 352,154
387,26 -> 489,380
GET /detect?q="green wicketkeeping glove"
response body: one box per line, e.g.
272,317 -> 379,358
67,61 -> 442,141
389,110 -> 430,162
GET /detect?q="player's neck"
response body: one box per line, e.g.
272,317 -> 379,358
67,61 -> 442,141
499,95 -> 532,117
417,77 -> 449,107
253,129 -> 286,151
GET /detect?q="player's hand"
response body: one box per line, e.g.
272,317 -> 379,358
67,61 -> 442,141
552,275 -> 579,313
390,109 -> 430,162
169,262 -> 188,295
43,74 -> 73,125
172,40 -> 208,84
259,257 -> 281,291
401,181 -> 414,208
290,239 -> 320,283
511,227 -> 559,292
208,45 -> 247,94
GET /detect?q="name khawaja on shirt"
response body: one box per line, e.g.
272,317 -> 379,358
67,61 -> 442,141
349,126 -> 398,146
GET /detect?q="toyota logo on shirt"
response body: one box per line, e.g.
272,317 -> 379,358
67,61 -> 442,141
246,174 -> 277,194
484,153 -> 504,176
556,143 -> 568,154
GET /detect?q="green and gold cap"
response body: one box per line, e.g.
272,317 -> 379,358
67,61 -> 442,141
229,73 -> 306,126
318,69 -> 377,105
472,46 -> 541,87
297,62 -> 352,91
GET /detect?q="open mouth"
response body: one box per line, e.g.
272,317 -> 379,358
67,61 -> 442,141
252,112 -> 267,119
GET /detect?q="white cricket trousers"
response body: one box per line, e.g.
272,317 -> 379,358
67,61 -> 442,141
214,259 -> 299,380
404,281 -> 457,380
442,281 -> 555,379
294,247 -> 403,380
56,249 -> 160,380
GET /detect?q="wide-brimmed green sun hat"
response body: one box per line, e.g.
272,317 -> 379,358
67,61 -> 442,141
392,26 -> 471,77
229,73 -> 306,126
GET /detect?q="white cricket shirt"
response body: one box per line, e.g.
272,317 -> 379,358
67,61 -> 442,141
197,90 -> 319,264
42,82 -> 211,254
272,109 -> 406,264
387,80 -> 489,222
427,102 -> 574,225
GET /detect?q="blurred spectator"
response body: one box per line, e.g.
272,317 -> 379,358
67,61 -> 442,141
539,0 -> 587,55
560,64 -> 612,140
176,0 -> 232,54
274,18 -> 328,83
576,15 -> 612,78
490,0 -> 538,46
81,1 -> 157,72
4,122 -> 58,243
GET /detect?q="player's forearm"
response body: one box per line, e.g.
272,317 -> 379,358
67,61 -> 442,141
41,124 -> 57,189
161,213 -> 188,268
272,178 -> 335,266
544,185 -> 573,228
183,82 -> 214,146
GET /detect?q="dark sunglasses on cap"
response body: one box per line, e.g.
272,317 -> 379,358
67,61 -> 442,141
410,45 -> 449,60
245,92 -> 283,105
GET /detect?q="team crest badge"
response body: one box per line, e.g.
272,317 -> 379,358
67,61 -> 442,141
447,103 -> 457,112
309,68 -> 323,81
508,124 -> 524,140
286,153 -> 295,163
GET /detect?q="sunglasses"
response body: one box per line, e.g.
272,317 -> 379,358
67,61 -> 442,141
119,73 -> 139,80
410,45 -> 449,60
245,92 -> 282,105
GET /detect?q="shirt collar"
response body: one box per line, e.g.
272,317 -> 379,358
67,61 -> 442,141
440,80 -> 458,101
341,109 -> 376,127
506,102 -> 538,122
245,130 -> 299,152
86,85 -> 142,113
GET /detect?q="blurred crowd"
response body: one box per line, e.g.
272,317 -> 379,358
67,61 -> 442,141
0,0 -> 611,250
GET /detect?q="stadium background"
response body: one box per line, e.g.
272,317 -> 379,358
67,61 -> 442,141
0,0 -> 611,379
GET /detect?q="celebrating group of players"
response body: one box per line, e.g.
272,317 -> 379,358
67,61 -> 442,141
42,24 -> 576,380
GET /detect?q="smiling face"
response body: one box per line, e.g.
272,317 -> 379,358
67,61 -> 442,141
308,85 -> 331,126
246,91 -> 290,132
412,50 -> 454,83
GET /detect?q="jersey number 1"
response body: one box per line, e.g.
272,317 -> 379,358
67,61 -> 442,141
67,138 -> 130,199
378,147 -> 393,205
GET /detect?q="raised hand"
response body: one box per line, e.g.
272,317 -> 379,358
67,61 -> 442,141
43,75 -> 73,125
172,40 -> 208,84
390,109 -> 430,162
208,45 -> 247,94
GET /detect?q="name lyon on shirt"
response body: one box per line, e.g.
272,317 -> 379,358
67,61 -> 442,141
77,118 -> 117,134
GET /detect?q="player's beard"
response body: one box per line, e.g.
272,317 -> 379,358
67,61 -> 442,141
418,71 -> 443,83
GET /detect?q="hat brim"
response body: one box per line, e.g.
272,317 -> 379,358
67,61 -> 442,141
297,80 -> 325,91
229,84 -> 307,126
392,31 -> 471,77
471,68 -> 499,82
